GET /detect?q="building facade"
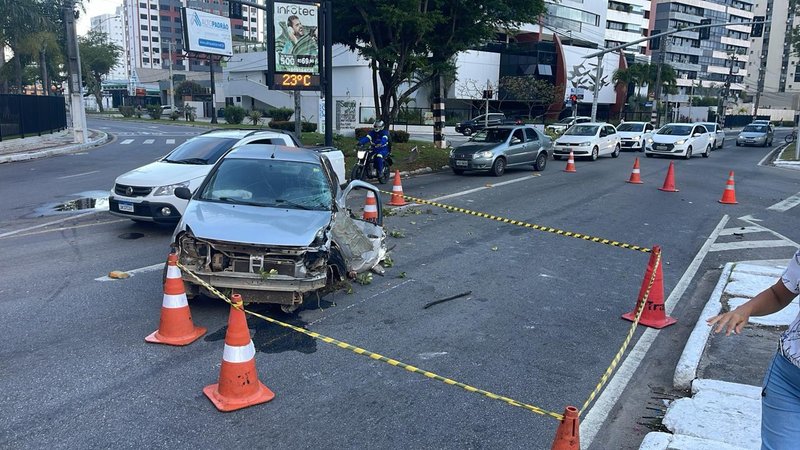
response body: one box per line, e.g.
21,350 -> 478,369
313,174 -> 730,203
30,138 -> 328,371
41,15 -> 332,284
745,0 -> 800,100
605,0 -> 652,57
89,8 -> 128,81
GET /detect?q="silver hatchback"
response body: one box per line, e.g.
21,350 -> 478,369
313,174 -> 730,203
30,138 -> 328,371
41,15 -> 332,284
449,125 -> 552,176
737,124 -> 774,147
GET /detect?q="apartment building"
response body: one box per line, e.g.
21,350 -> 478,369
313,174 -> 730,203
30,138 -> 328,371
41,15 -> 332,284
89,7 -> 128,80
745,0 -> 800,99
605,0 -> 652,57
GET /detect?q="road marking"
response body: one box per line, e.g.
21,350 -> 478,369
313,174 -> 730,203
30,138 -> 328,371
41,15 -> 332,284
57,170 -> 100,180
430,175 -> 537,202
767,192 -> 800,212
7,220 -> 127,239
95,263 -> 163,281
580,214 -> 729,449
740,215 -> 799,248
166,139 -> 175,144
0,211 -> 99,239
709,240 -> 796,252
143,139 -> 155,144
719,226 -> 765,236
120,139 -> 134,145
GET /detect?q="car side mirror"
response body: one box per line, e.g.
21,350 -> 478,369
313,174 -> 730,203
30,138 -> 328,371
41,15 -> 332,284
511,137 -> 522,145
599,131 -> 607,137
693,132 -> 702,137
174,187 -> 192,200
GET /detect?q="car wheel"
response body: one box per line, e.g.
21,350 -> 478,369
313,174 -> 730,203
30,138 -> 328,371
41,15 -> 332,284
703,145 -> 711,158
452,168 -> 465,175
377,165 -> 390,184
491,157 -> 506,177
645,153 -> 653,158
684,146 -> 692,160
553,155 -> 562,161
591,146 -> 599,161
534,152 -> 547,171
611,144 -> 620,158
718,138 -> 724,149
463,127 -> 472,136
735,142 -> 740,146
350,165 -> 363,182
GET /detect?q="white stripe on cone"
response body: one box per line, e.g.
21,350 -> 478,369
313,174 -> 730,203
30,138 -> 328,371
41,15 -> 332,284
166,265 -> 181,279
223,342 -> 256,363
393,185 -> 403,192
633,169 -> 640,173
364,205 -> 378,212
162,293 -> 189,309
726,185 -> 735,190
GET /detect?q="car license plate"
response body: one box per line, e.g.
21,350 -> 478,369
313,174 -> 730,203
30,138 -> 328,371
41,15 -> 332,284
456,160 -> 468,167
118,202 -> 134,213
655,145 -> 666,150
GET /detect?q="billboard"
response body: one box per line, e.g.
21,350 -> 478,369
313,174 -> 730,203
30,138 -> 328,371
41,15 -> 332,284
182,8 -> 233,57
268,1 -> 321,90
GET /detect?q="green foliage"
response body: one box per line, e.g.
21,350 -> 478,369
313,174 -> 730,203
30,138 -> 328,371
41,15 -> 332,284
248,110 -> 263,125
223,105 -> 246,124
500,76 -> 564,118
355,127 -> 371,139
269,107 -> 294,121
146,105 -> 162,120
79,30 -> 122,112
169,111 -> 181,121
174,80 -> 206,99
691,96 -> 718,107
390,130 -> 409,143
134,106 -> 143,119
118,105 -> 135,118
268,120 -> 317,132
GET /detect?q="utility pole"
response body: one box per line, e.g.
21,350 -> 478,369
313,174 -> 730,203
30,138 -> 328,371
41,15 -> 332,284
168,42 -> 175,109
651,37 -> 668,127
324,0 -> 333,146
718,51 -> 739,127
590,55 -> 603,121
209,54 -> 217,124
484,79 -> 490,129
62,0 -> 87,143
753,63 -> 765,120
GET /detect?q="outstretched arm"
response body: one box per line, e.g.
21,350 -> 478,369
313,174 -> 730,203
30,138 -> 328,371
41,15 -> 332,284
707,280 -> 796,336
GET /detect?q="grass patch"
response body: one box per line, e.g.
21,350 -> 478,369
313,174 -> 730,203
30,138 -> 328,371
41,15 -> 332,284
779,145 -> 800,161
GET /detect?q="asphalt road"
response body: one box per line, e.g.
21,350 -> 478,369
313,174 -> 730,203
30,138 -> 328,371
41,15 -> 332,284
1,119 -> 798,449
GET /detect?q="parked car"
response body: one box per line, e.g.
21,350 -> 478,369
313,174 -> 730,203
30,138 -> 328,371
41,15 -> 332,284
645,123 -> 712,159
700,122 -> 726,149
552,122 -> 621,161
109,129 -> 346,223
736,123 -> 774,147
454,113 -> 522,136
161,105 -> 174,114
615,121 -> 655,152
545,116 -> 592,134
449,125 -> 551,176
171,144 -> 386,312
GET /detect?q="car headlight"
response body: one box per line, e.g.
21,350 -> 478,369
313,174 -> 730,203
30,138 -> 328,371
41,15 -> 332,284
449,148 -> 454,157
578,142 -> 592,146
153,181 -> 190,196
647,138 -> 653,143
634,135 -> 641,141
477,150 -> 493,158
675,139 -> 686,145
357,149 -> 367,159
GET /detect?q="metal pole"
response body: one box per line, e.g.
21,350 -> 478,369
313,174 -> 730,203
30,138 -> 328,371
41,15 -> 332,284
324,0 -> 333,146
168,42 -> 175,109
651,39 -> 666,127
209,54 -> 217,124
590,55 -> 602,122
484,79 -> 489,129
63,0 -> 87,143
753,64 -> 764,120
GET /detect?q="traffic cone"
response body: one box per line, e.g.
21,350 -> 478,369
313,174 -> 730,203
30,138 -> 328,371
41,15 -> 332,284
622,246 -> 677,329
204,294 -> 275,412
388,170 -> 407,206
658,162 -> 679,192
718,171 -> 738,204
626,158 -> 643,184
550,406 -> 580,450
145,253 -> 206,346
363,191 -> 378,222
563,151 -> 576,173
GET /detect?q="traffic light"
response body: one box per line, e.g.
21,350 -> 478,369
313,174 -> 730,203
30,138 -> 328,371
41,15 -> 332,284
751,16 -> 765,38
650,30 -> 661,51
699,19 -> 712,40
228,0 -> 243,20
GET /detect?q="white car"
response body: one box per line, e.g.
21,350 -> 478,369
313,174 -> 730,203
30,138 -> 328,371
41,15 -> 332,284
109,129 -> 346,223
645,123 -> 712,159
546,116 -> 592,134
615,121 -> 655,152
700,122 -> 725,149
552,122 -> 621,161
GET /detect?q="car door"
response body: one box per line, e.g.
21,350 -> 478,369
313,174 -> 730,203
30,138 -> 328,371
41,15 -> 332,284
643,123 -> 654,142
505,128 -> 526,165
605,125 -> 619,153
692,125 -> 708,149
522,127 -> 540,163
597,126 -> 610,155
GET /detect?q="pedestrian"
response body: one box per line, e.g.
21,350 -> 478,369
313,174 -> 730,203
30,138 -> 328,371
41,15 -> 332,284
707,250 -> 800,449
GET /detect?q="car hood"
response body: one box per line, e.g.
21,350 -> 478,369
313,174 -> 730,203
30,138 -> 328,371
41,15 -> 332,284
555,135 -> 595,144
452,142 -> 500,157
182,201 -> 332,247
115,161 -> 211,187
738,132 -> 767,138
618,131 -> 644,139
652,134 -> 690,144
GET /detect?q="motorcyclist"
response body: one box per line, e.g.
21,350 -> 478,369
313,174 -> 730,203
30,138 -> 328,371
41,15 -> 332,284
357,120 -> 390,178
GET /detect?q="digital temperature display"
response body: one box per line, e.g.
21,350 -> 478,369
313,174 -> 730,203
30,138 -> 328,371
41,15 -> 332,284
272,73 -> 321,91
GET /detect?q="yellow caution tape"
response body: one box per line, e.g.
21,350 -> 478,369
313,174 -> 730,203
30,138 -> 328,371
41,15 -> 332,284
176,262 -> 564,421
379,190 -> 651,254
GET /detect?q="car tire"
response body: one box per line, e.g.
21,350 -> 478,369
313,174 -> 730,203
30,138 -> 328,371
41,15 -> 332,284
718,138 -> 724,149
553,155 -> 562,161
645,153 -> 653,158
703,145 -> 711,158
591,146 -> 599,161
534,152 -> 547,171
611,144 -> 620,158
735,142 -> 740,146
684,146 -> 692,160
452,168 -> 465,175
491,157 -> 506,177
463,127 -> 472,136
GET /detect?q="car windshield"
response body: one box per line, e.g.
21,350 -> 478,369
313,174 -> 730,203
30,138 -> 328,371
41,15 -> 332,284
564,125 -> 598,136
616,123 -> 644,132
557,117 -> 574,124
743,125 -> 767,133
657,125 -> 692,136
469,128 -> 511,143
198,158 -> 333,211
163,137 -> 238,165
702,124 -> 717,131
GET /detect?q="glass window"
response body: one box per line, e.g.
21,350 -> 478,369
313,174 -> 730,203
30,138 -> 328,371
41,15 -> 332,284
469,129 -> 511,143
657,125 -> 692,136
525,128 -> 538,141
141,36 -> 149,41
151,26 -> 158,31
617,123 -> 645,132
152,36 -> 159,42
164,137 -> 239,165
565,125 -> 599,136
140,14 -> 147,19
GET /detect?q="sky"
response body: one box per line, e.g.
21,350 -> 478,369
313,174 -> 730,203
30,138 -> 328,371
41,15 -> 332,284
77,0 -> 123,36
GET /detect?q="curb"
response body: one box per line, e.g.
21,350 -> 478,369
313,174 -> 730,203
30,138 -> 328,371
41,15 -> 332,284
672,262 -> 734,390
0,130 -> 111,164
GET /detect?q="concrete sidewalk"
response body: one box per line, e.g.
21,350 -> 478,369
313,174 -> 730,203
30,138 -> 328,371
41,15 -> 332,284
641,260 -> 800,449
0,128 -> 109,164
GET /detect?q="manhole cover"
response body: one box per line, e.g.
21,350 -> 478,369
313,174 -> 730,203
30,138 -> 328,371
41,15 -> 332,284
118,232 -> 145,240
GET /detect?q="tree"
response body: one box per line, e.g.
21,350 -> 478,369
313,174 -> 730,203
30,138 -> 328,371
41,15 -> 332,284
174,80 -> 208,102
0,0 -> 44,92
500,75 -> 564,120
333,0 -> 546,127
78,30 -> 121,112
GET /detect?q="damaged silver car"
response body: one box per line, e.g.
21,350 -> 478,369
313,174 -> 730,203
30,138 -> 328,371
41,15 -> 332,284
171,144 -> 386,312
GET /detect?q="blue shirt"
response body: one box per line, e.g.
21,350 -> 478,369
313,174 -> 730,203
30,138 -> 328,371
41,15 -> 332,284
359,130 -> 389,151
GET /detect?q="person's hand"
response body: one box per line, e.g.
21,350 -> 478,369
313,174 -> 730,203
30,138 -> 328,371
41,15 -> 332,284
707,308 -> 751,336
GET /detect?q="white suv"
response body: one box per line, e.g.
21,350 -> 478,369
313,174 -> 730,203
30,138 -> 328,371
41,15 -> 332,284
109,129 -> 341,223
645,123 -> 712,159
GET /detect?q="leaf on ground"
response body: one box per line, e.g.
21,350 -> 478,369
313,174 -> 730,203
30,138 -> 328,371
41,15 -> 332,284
108,271 -> 130,279
389,229 -> 405,238
397,272 -> 407,278
382,255 -> 394,268
491,246 -> 498,251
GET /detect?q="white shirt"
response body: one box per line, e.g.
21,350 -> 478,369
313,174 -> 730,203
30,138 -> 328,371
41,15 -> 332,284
779,250 -> 800,368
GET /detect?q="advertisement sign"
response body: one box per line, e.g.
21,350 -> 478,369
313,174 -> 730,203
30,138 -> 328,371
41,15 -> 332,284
336,100 -> 357,130
268,1 -> 321,90
182,8 -> 233,57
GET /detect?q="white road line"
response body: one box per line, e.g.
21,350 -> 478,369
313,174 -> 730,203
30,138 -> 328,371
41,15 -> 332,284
719,226 -> 765,236
429,175 -> 537,202
740,215 -> 800,248
0,211 -> 99,239
709,240 -> 796,252
143,139 -> 155,144
767,192 -> 800,212
95,263 -> 164,281
120,139 -> 134,145
56,170 -> 100,180
580,214 -> 730,449
6,220 -> 127,239
166,139 -> 175,144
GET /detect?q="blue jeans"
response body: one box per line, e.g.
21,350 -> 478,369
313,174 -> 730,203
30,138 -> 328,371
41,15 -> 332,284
762,351 -> 800,449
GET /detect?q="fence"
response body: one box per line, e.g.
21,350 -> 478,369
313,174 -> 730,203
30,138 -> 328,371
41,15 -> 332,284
0,94 -> 67,141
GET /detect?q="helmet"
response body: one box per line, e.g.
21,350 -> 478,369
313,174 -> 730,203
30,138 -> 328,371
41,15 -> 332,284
373,120 -> 384,131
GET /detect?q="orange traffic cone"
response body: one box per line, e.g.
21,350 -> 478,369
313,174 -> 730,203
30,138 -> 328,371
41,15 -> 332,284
388,170 -> 407,206
658,162 -> 679,192
718,171 -> 738,204
145,253 -> 206,346
563,151 -> 576,173
363,191 -> 378,222
626,158 -> 643,184
550,406 -> 580,450
204,294 -> 275,412
622,246 -> 677,329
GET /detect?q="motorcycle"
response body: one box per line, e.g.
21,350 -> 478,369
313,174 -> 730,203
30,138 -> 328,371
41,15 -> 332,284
350,144 -> 392,184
